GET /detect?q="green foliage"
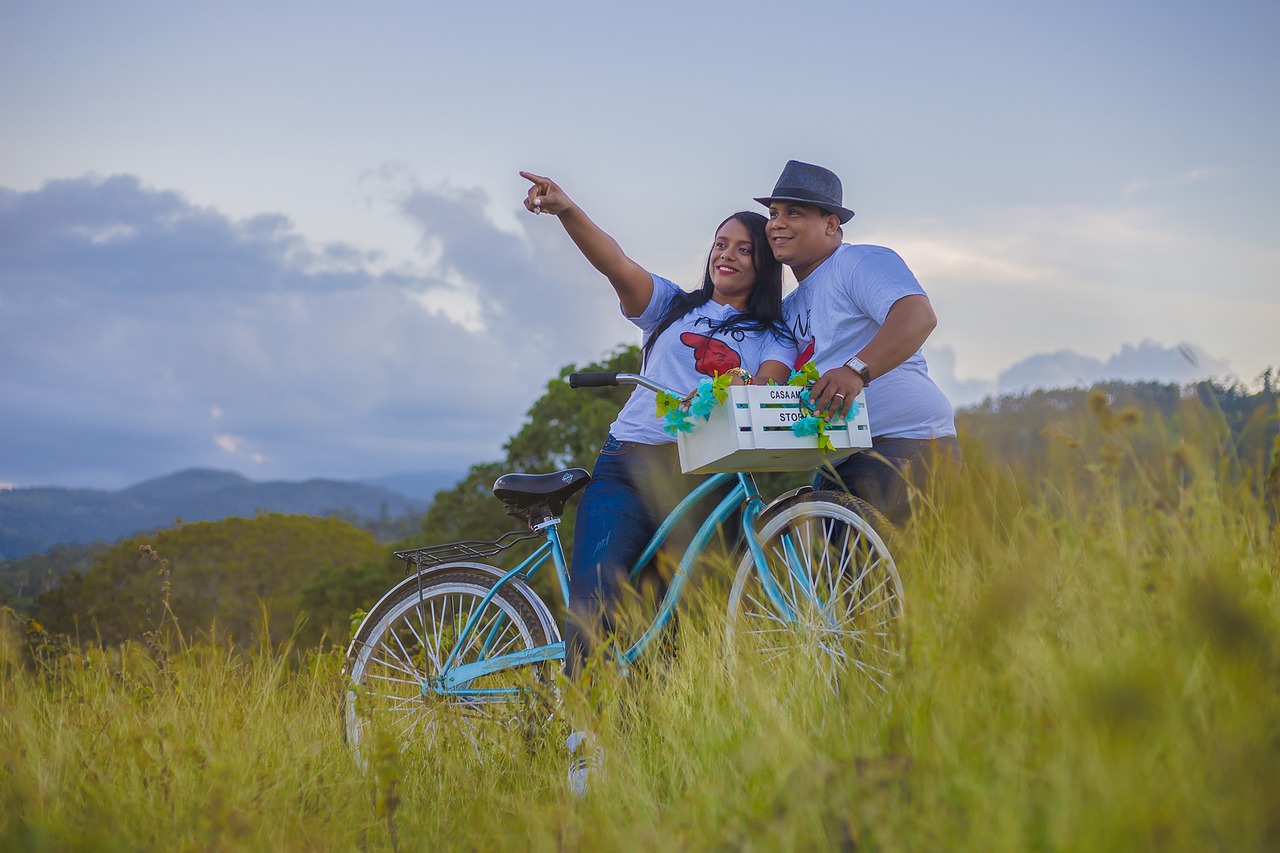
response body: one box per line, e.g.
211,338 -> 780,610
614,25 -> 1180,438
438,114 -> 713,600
34,514 -> 382,647
958,376 -> 1280,495
297,559 -> 403,648
0,543 -> 107,616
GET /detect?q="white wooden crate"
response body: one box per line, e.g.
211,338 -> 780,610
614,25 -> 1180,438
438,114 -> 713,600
676,385 -> 871,474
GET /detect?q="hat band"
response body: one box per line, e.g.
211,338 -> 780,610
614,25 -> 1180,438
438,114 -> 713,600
770,186 -> 841,208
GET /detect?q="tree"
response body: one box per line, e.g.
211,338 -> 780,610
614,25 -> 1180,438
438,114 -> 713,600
36,514 -> 383,646
0,542 -> 107,616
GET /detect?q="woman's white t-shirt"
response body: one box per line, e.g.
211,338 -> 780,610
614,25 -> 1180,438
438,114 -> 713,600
609,274 -> 798,445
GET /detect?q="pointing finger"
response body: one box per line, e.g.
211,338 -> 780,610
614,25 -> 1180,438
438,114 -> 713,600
519,171 -> 552,195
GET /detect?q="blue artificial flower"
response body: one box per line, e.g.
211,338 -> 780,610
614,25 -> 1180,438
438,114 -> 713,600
791,416 -> 822,438
663,408 -> 696,435
688,382 -> 719,420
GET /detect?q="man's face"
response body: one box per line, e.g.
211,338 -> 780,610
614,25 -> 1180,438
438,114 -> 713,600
765,201 -> 840,279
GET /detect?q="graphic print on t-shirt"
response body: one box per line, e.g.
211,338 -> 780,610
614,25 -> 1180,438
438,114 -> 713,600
788,304 -> 815,368
795,340 -> 815,369
680,332 -> 742,377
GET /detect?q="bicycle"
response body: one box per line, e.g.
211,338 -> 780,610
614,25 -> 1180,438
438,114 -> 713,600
344,371 -> 903,758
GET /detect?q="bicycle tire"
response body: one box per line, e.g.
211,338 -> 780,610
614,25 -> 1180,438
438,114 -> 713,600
726,491 -> 904,697
344,566 -> 559,764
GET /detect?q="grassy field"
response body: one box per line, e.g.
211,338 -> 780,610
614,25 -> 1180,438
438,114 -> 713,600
3,398 -> 1279,851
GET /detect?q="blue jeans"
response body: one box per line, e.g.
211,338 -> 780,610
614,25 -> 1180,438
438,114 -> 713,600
565,436 -> 722,680
814,436 -> 961,528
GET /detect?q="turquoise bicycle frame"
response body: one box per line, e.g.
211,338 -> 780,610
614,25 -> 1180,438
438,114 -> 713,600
435,469 -> 804,694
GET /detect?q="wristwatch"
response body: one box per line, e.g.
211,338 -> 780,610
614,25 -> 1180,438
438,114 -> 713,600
844,355 -> 872,386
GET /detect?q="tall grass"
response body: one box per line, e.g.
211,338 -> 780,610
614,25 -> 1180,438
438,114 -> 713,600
3,398 -> 1278,850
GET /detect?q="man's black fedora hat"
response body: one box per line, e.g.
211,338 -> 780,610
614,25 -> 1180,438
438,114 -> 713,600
754,160 -> 855,224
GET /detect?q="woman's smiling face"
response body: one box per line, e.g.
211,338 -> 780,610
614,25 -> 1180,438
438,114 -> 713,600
706,217 -> 757,309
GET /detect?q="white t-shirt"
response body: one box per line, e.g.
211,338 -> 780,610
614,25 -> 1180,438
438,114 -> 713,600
611,274 -> 798,445
782,244 -> 956,439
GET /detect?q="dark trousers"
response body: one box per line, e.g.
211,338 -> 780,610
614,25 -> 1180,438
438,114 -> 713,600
814,435 -> 961,528
565,436 -> 718,680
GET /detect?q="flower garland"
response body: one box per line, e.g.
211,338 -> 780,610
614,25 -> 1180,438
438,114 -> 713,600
653,363 -> 857,455
655,373 -> 732,435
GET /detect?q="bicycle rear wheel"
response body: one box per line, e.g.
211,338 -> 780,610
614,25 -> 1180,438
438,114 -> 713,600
726,492 -> 904,697
344,566 -> 559,764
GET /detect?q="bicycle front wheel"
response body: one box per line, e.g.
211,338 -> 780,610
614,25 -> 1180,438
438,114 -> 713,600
726,492 -> 904,697
345,566 -> 559,764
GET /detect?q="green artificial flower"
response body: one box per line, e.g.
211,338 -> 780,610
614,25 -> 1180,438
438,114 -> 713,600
788,362 -> 820,387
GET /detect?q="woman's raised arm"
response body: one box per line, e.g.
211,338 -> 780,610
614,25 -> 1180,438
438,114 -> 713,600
521,171 -> 653,317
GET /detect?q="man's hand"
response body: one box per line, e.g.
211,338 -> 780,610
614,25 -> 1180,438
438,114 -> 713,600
810,366 -> 862,420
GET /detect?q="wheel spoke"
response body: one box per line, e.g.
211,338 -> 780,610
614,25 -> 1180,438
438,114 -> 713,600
727,496 -> 903,699
363,670 -> 424,689
369,642 -> 420,680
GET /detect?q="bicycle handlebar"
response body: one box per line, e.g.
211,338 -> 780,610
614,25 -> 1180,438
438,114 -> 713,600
568,371 -> 619,388
568,371 -> 673,396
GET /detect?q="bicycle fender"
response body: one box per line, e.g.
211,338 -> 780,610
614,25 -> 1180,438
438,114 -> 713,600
345,561 -> 561,662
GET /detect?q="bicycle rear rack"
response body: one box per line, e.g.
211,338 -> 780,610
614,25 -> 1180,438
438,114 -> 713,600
394,529 -> 544,572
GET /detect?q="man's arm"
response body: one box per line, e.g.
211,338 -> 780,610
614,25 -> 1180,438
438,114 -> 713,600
809,294 -> 937,418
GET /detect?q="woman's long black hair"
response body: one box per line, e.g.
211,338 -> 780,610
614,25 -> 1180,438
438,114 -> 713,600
640,211 -> 793,368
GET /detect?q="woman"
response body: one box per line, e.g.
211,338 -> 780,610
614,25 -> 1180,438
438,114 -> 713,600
521,171 -> 796,791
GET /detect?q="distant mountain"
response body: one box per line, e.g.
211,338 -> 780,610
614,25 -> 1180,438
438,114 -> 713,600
360,470 -> 465,503
0,468 -> 427,559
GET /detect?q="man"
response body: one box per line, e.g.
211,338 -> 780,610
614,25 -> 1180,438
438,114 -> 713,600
756,160 -> 959,527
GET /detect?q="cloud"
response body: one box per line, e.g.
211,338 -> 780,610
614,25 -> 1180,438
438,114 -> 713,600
926,340 -> 1232,409
995,340 -> 1230,395
0,174 -> 626,488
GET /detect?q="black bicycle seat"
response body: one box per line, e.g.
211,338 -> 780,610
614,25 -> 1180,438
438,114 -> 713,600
492,468 -> 591,516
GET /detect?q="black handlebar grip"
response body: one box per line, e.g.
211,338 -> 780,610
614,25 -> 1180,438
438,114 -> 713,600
569,371 -> 620,388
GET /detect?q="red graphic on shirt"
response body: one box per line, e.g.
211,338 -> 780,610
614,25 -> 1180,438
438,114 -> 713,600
795,341 -> 815,369
680,332 -> 742,377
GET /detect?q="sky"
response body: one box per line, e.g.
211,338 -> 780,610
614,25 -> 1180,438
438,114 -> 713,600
2,0 -> 1277,491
